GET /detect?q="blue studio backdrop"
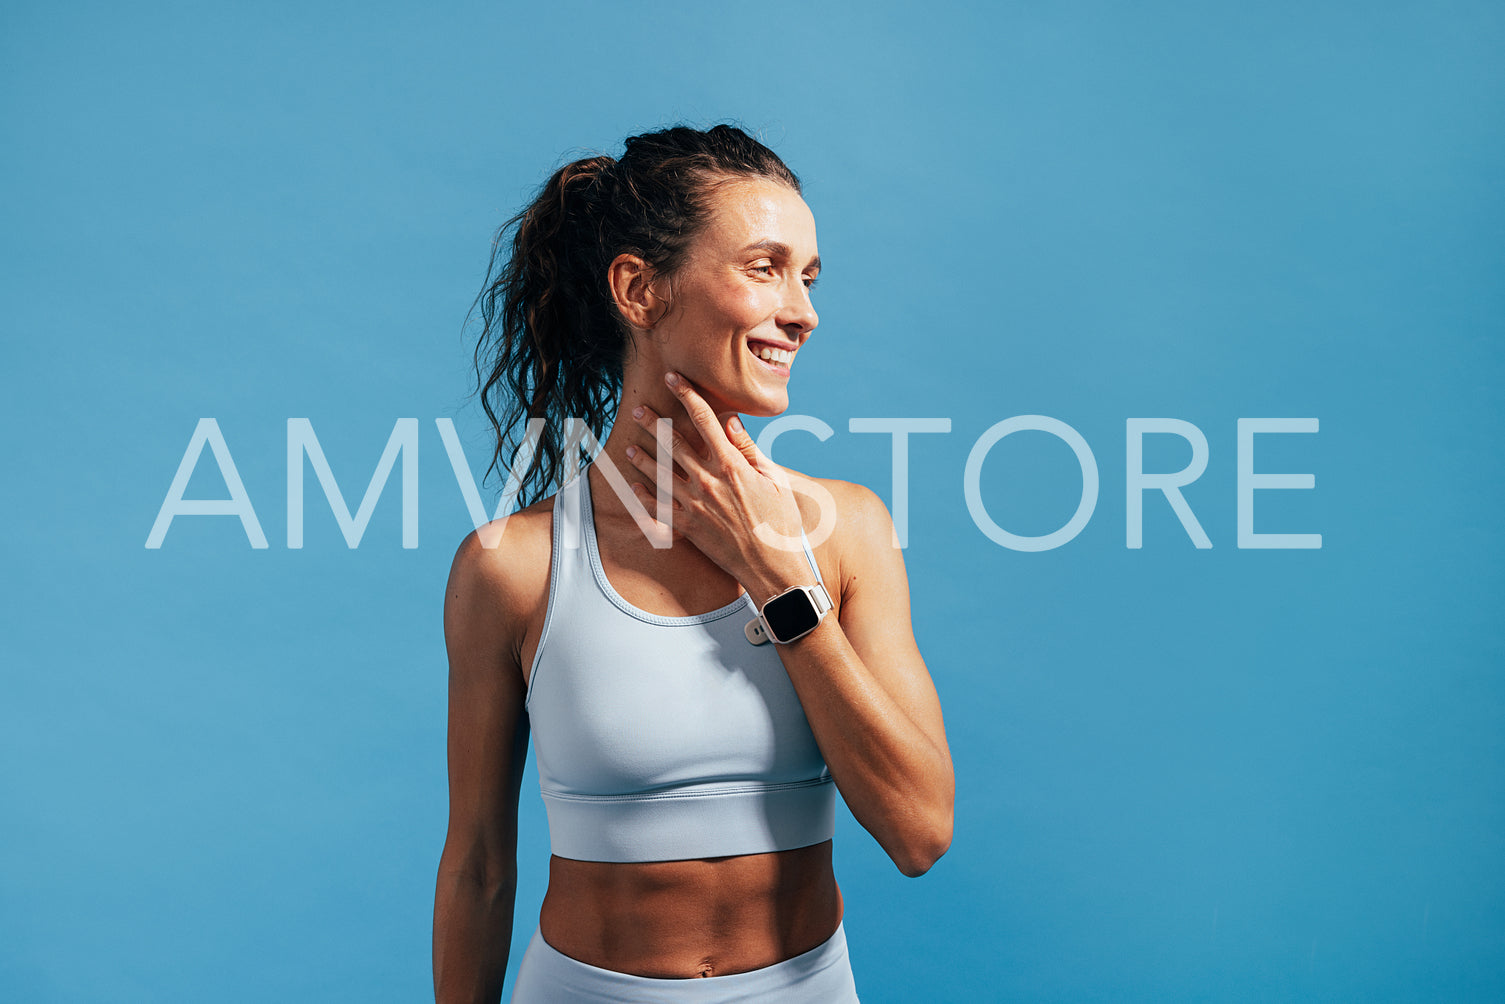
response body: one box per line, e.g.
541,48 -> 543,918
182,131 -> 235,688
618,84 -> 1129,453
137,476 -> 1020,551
3,2 -> 1502,1001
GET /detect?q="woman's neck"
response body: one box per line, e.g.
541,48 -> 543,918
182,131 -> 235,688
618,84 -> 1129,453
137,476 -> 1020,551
591,381 -> 733,521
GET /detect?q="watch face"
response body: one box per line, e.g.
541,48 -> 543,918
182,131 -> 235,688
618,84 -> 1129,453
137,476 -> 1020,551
764,589 -> 821,642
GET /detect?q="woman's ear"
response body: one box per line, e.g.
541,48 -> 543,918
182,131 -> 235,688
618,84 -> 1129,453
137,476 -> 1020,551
608,253 -> 668,331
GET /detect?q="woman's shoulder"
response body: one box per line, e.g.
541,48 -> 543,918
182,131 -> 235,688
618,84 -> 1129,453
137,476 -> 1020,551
790,472 -> 894,536
788,471 -> 901,583
786,473 -> 916,630
444,493 -> 557,631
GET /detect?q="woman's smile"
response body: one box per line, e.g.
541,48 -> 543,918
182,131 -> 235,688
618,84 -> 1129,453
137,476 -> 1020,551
747,338 -> 797,378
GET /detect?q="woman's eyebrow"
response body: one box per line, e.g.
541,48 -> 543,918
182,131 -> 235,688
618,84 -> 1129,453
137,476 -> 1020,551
740,239 -> 821,272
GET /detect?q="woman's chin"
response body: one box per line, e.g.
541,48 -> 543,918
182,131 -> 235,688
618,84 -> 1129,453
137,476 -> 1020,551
698,383 -> 789,420
733,391 -> 790,419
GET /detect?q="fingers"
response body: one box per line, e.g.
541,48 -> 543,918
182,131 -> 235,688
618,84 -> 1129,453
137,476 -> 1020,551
617,437 -> 682,549
663,372 -> 736,463
628,400 -> 708,480
724,413 -> 762,467
625,481 -> 682,545
717,411 -> 788,490
624,436 -> 683,496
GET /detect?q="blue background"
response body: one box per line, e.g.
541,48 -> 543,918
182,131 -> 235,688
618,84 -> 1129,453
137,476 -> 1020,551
4,1 -> 1502,1000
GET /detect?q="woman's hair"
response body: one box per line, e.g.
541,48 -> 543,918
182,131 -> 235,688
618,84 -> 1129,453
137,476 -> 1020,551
469,123 -> 801,508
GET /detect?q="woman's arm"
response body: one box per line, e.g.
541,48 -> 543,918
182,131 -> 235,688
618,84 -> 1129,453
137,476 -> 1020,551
624,374 -> 954,877
433,527 -> 535,1003
754,480 -> 953,876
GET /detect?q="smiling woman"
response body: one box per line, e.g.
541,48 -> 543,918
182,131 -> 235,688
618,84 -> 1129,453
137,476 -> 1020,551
433,124 -> 954,1004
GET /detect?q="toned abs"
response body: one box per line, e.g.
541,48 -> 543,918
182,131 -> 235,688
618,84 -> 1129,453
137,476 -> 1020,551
540,843 -> 843,978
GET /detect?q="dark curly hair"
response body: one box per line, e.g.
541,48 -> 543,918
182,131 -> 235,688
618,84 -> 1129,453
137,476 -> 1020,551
468,124 -> 802,509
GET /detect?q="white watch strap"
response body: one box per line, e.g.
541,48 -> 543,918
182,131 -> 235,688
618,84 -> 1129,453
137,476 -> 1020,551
798,530 -> 825,587
808,581 -> 833,615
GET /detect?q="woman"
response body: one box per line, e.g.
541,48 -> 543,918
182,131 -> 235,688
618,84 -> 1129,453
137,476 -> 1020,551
433,124 -> 954,1003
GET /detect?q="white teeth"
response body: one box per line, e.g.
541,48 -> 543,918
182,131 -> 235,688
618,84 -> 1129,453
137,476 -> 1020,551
753,345 -> 793,365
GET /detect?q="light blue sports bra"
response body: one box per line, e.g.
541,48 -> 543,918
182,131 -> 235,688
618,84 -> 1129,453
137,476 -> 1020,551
524,462 -> 836,863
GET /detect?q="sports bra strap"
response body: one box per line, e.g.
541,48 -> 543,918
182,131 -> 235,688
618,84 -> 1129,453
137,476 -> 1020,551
798,529 -> 825,587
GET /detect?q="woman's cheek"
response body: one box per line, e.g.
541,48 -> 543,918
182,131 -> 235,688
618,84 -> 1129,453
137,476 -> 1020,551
711,274 -> 764,311
726,285 -> 774,321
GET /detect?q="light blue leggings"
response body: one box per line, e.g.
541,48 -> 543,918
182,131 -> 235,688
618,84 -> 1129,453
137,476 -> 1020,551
510,922 -> 861,1002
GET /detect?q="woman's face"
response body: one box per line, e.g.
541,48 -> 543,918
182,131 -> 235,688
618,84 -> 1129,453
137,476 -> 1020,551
635,176 -> 821,418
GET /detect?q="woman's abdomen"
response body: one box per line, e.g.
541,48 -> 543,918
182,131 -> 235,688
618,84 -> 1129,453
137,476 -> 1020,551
537,840 -> 842,979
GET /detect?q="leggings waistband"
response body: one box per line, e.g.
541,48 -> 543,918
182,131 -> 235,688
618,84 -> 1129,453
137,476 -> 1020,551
510,922 -> 860,1003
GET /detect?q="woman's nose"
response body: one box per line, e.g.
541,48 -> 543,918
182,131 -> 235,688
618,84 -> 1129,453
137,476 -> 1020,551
778,282 -> 819,337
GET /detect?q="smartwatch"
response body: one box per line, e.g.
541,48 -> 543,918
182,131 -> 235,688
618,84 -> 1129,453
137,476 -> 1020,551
744,581 -> 833,646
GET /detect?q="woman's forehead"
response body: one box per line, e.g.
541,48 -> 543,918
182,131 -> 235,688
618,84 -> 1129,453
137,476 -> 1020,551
702,177 -> 818,258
